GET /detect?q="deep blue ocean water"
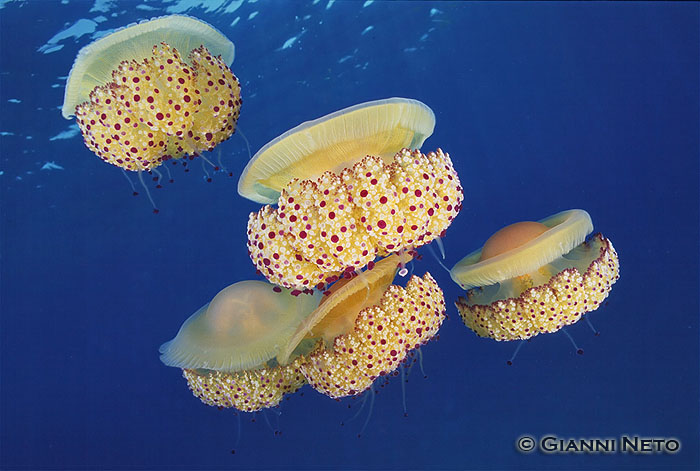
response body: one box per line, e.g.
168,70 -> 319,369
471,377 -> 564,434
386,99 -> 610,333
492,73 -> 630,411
1,1 -> 698,470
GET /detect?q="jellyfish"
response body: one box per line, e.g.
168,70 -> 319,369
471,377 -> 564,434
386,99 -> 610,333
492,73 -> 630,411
62,15 -> 241,174
160,254 -> 446,411
159,280 -> 320,412
279,253 -> 446,399
238,98 -> 463,290
450,209 -> 620,341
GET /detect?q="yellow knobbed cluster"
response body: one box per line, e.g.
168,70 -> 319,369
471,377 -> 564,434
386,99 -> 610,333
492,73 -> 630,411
183,356 -> 307,412
75,43 -> 241,171
456,235 -> 620,341
247,149 -> 463,289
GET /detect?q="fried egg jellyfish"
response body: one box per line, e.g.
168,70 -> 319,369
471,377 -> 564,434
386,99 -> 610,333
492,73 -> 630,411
238,98 -> 463,290
450,209 -> 619,342
281,254 -> 446,399
62,15 -> 242,179
159,280 -> 319,412
159,254 -> 446,412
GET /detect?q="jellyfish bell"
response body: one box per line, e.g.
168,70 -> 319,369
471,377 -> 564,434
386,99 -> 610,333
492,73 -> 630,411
62,15 -> 235,119
159,280 -> 320,412
450,209 -> 620,342
277,252 -> 412,365
160,280 -> 320,372
63,15 -> 242,175
237,98 -> 436,204
452,210 -> 596,290
241,98 -> 463,290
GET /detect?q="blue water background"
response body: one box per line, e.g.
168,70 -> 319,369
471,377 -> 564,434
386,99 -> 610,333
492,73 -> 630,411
1,1 -> 698,469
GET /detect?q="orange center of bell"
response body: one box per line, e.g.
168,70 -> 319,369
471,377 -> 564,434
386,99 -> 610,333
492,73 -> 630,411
479,221 -> 548,261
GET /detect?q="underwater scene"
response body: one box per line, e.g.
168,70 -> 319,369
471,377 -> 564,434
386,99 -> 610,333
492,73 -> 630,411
1,1 -> 698,470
